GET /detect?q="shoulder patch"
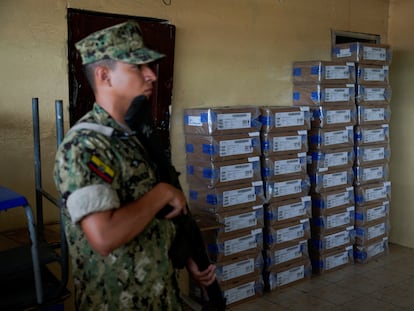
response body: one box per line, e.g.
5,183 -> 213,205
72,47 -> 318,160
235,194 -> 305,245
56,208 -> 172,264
87,155 -> 115,183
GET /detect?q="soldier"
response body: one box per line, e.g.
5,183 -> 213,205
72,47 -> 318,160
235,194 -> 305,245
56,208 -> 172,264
54,21 -> 216,310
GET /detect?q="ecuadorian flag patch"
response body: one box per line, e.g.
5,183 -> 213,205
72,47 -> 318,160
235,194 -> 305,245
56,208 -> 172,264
87,155 -> 115,183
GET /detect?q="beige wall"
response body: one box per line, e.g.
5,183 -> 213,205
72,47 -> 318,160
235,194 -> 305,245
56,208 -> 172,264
388,0 -> 414,248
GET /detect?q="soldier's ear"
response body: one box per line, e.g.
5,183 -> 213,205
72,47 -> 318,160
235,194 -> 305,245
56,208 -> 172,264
95,66 -> 112,87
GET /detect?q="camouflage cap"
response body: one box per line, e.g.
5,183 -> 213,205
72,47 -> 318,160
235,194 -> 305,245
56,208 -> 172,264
75,21 -> 165,65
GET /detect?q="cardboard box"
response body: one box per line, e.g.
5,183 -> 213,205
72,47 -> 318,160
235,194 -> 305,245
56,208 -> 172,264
332,42 -> 392,65
355,181 -> 391,207
309,167 -> 354,193
186,156 -> 261,188
311,245 -> 354,274
354,143 -> 391,166
307,146 -> 354,173
311,187 -> 355,215
355,219 -> 389,245
264,175 -> 311,203
310,104 -> 356,128
354,236 -> 389,263
259,106 -> 311,132
355,201 -> 389,226
183,106 -> 261,135
356,84 -> 392,105
311,205 -> 355,235
310,226 -> 355,252
354,124 -> 390,146
264,259 -> 312,291
261,153 -> 307,182
354,163 -> 389,186
356,64 -> 390,85
292,83 -> 355,106
308,126 -> 354,150
263,218 -> 311,249
263,239 -> 309,270
356,103 -> 391,126
185,132 -> 261,162
261,130 -> 308,157
292,61 -> 356,84
265,196 -> 311,225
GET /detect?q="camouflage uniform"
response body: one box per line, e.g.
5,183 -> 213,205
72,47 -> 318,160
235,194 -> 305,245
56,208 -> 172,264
54,104 -> 182,310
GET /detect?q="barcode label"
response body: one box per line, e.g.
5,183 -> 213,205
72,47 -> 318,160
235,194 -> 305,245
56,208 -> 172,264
220,163 -> 254,182
326,109 -> 351,124
223,187 -> 256,207
324,129 -> 349,146
325,87 -> 350,102
222,258 -> 255,281
363,46 -> 387,61
217,113 -> 251,130
363,108 -> 385,122
276,224 -> 305,243
224,281 -> 256,305
273,179 -> 302,197
275,111 -> 305,127
274,158 -> 302,175
224,211 -> 257,232
272,136 -> 302,152
219,138 -> 253,156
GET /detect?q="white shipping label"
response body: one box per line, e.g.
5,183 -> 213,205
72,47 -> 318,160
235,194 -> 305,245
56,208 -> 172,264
220,163 -> 253,182
223,187 -> 256,207
365,185 -> 387,202
275,111 -> 305,127
224,212 -> 257,232
325,251 -> 349,270
272,136 -> 302,152
363,46 -> 387,61
325,65 -> 350,80
326,211 -> 350,229
276,265 -> 305,287
224,234 -> 257,256
367,205 -> 387,222
325,88 -> 350,102
367,223 -> 386,240
363,108 -> 385,122
325,231 -> 350,249
363,147 -> 385,162
274,243 -> 303,264
337,48 -> 352,57
224,281 -> 255,305
364,87 -> 387,101
273,179 -> 302,197
362,166 -> 384,182
217,113 -> 251,130
367,240 -> 386,258
363,68 -> 386,82
325,151 -> 349,168
274,158 -> 302,175
276,224 -> 305,243
222,258 -> 255,281
326,190 -> 352,209
363,129 -> 385,143
323,171 -> 348,188
219,138 -> 253,157
324,129 -> 349,146
187,115 -> 203,126
326,109 -> 351,124
277,202 -> 306,221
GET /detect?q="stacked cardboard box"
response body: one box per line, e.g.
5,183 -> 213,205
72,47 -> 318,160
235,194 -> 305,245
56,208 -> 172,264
292,60 -> 357,274
333,42 -> 392,263
183,107 -> 265,308
260,106 -> 312,290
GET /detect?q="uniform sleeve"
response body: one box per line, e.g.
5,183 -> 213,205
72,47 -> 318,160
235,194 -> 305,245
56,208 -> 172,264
54,131 -> 120,223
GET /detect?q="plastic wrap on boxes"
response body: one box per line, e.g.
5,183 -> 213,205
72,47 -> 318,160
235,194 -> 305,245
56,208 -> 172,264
265,196 -> 311,225
309,167 -> 354,193
356,64 -> 389,85
355,219 -> 389,245
355,144 -> 391,166
355,181 -> 391,207
355,201 -> 389,226
264,175 -> 311,203
312,187 -> 355,216
354,236 -> 389,263
354,163 -> 389,186
261,130 -> 308,157
264,240 -> 309,269
310,226 -> 355,252
357,103 -> 391,125
193,204 -> 264,237
259,106 -> 311,132
332,42 -> 392,64
311,206 -> 355,235
185,132 -> 261,162
310,104 -> 356,128
356,84 -> 392,105
215,252 -> 264,285
311,245 -> 354,274
183,106 -> 261,135
354,124 -> 389,146
186,156 -> 261,188
189,181 -> 265,212
309,126 -> 354,150
261,153 -> 307,182
292,61 -> 356,84
264,259 -> 312,291
293,83 -> 355,106
308,146 -> 354,172
264,219 -> 311,249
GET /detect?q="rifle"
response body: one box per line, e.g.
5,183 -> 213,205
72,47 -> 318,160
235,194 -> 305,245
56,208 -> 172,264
125,95 -> 226,311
